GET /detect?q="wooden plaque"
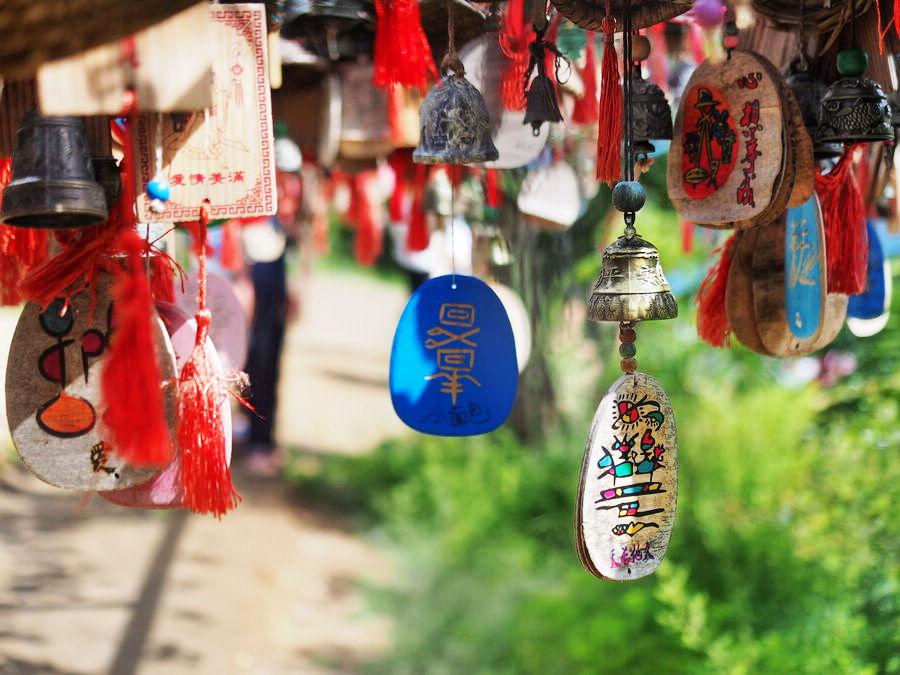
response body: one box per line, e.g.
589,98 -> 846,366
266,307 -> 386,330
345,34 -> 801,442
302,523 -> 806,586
576,373 -> 677,581
726,227 -> 771,354
517,160 -> 581,230
781,80 -> 815,209
5,280 -> 177,490
668,51 -> 786,228
133,4 -> 275,222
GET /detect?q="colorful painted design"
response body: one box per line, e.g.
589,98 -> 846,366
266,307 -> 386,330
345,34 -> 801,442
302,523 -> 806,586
577,373 -> 677,581
390,275 -> 518,436
681,84 -> 738,199
736,97 -> 762,207
785,196 -> 825,339
34,300 -> 109,439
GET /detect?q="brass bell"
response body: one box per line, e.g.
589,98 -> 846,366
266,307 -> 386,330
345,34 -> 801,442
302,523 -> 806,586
817,48 -> 893,146
2,111 -> 107,228
414,58 -> 499,165
783,61 -> 844,160
588,233 -> 678,322
630,36 -> 673,156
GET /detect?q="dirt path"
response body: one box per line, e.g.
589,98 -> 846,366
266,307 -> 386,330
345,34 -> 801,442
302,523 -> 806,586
0,270 -> 410,675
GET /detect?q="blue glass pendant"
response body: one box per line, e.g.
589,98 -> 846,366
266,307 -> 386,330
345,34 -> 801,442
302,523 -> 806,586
389,274 -> 518,436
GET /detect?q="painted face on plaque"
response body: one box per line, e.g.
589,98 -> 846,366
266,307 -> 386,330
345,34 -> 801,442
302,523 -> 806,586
5,279 -> 177,490
390,275 -> 518,436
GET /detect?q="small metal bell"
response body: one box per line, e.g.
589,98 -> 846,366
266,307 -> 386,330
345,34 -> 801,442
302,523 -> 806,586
414,58 -> 499,165
630,36 -> 673,156
784,62 -> 844,160
523,74 -> 563,136
587,234 -> 678,323
2,111 -> 107,228
817,48 -> 893,145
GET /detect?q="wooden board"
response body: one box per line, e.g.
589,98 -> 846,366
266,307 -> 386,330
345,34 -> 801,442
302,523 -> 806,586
781,79 -> 815,209
5,279 -> 177,490
668,50 -> 787,228
132,4 -> 275,222
576,372 -> 677,581
726,227 -> 772,354
37,3 -> 212,115
752,210 -> 826,356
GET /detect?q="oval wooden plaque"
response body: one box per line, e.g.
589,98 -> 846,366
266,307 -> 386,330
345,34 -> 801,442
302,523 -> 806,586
726,227 -> 772,354
101,303 -> 232,509
668,50 -> 787,228
752,205 -> 826,356
5,280 -> 177,490
576,373 -> 677,581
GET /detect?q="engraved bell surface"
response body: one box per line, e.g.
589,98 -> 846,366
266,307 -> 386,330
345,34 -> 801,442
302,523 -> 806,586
1,110 -> 107,228
631,71 -> 673,152
413,60 -> 499,165
588,234 -> 678,322
817,49 -> 893,145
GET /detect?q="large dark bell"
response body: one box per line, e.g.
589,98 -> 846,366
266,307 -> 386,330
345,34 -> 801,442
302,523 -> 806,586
414,63 -> 499,165
631,71 -> 673,156
2,111 -> 107,228
523,73 -> 563,136
817,48 -> 893,145
783,62 -> 844,161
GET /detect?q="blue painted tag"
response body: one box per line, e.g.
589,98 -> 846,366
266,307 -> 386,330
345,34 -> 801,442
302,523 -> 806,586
848,220 -> 888,320
390,275 -> 518,436
784,196 -> 825,339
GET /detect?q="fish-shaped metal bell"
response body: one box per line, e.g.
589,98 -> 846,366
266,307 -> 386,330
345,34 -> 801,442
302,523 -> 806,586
817,48 -> 893,145
783,62 -> 844,160
588,234 -> 678,322
414,58 -> 499,165
2,110 -> 107,228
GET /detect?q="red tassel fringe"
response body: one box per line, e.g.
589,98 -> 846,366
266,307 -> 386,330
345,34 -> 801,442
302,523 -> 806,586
0,158 -> 50,305
102,229 -> 172,467
596,16 -> 623,184
486,168 -> 503,209
389,150 -> 412,222
696,232 -> 737,348
815,147 -> 868,295
572,32 -> 599,125
499,0 -> 533,110
219,219 -> 243,272
178,204 -> 240,517
372,0 -> 437,91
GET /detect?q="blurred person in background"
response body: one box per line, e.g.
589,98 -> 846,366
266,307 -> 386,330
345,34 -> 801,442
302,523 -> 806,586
240,121 -> 303,475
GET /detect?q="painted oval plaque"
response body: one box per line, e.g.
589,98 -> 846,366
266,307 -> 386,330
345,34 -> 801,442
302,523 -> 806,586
848,220 -> 890,338
5,280 -> 177,490
459,35 -> 549,169
517,160 -> 581,231
101,303 -> 232,509
390,274 -> 518,436
784,195 -> 826,340
576,372 -> 677,581
489,282 -> 531,373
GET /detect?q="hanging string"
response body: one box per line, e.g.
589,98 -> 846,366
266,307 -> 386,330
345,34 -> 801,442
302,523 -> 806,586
622,0 -> 636,239
446,0 -> 458,290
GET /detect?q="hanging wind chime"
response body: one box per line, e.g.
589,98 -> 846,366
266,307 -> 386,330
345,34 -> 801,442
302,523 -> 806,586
390,2 -> 518,437
575,8 -> 679,582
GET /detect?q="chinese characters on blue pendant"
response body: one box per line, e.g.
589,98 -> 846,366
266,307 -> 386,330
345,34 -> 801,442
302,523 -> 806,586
389,274 -> 518,436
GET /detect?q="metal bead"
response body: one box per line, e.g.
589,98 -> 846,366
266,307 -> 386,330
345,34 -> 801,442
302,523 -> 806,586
619,326 -> 636,343
632,36 -> 651,62
621,357 -> 638,373
146,176 -> 171,202
612,180 -> 646,213
619,342 -> 637,358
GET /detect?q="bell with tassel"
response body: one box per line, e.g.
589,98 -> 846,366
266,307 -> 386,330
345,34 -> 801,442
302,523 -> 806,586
783,60 -> 843,161
414,56 -> 499,165
522,22 -> 565,136
576,20 -> 679,584
629,35 -> 673,157
817,47 -> 893,146
2,110 -> 107,228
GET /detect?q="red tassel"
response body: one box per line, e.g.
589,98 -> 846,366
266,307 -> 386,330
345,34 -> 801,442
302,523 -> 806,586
372,0 -> 437,92
486,168 -> 503,209
815,147 -> 868,295
178,203 -> 240,517
895,0 -> 900,38
596,14 -> 623,184
695,232 -> 737,347
149,252 -> 181,303
572,32 -> 599,125
407,165 -> 429,251
351,174 -> 383,266
0,158 -> 50,305
101,229 -> 172,467
389,150 -> 412,221
499,0 -> 533,110
647,24 -> 669,91
219,219 -> 243,272
681,220 -> 694,253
